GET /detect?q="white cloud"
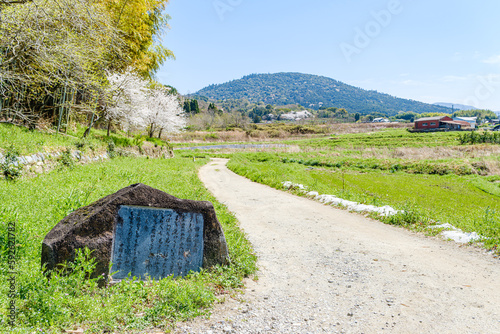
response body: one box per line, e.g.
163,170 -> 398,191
483,55 -> 500,64
441,75 -> 468,83
401,79 -> 425,86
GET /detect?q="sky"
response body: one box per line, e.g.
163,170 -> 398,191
156,0 -> 500,111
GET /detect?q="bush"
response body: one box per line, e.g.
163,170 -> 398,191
58,148 -> 75,169
459,131 -> 500,145
103,135 -> 135,147
107,140 -> 117,159
1,145 -> 23,180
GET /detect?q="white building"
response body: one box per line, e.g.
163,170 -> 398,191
372,117 -> 390,123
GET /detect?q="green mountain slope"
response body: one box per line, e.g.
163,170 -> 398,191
195,72 -> 452,115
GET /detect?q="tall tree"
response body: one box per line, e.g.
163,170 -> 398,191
190,99 -> 200,114
144,84 -> 185,138
98,0 -> 175,77
105,69 -> 149,135
0,0 -> 121,127
183,100 -> 191,113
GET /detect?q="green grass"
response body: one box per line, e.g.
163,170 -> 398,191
286,128 -> 462,149
227,152 -> 500,251
279,155 -> 486,176
0,123 -> 106,156
0,157 -> 256,333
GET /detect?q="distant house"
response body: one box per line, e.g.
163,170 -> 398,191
372,117 -> 389,123
453,117 -> 477,129
414,116 -> 471,131
414,116 -> 452,130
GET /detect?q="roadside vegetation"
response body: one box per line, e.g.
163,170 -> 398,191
0,156 -> 256,333
225,129 -> 500,253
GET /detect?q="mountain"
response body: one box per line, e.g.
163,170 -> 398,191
433,102 -> 477,111
195,73 -> 452,115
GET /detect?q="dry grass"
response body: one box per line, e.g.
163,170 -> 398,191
357,145 -> 500,160
302,145 -> 500,176
170,122 -> 411,143
324,122 -> 411,135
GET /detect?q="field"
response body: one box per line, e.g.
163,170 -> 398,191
225,129 -> 500,252
0,136 -> 256,332
170,122 -> 410,143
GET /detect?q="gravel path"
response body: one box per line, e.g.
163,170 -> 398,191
175,158 -> 500,334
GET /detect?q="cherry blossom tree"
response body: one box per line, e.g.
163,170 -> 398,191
144,84 -> 185,138
105,69 -> 185,137
105,69 -> 148,135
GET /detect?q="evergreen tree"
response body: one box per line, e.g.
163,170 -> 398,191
190,100 -> 200,114
183,100 -> 191,113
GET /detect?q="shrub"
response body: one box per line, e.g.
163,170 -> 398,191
74,139 -> 87,149
459,131 -> 500,145
58,148 -> 75,169
107,140 -> 117,159
1,145 -> 23,180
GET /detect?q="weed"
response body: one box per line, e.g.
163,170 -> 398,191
1,145 -> 23,180
133,135 -> 145,147
107,140 -> 117,159
382,204 -> 431,228
58,148 -> 76,169
74,139 -> 87,150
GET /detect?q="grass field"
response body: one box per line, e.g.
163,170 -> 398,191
0,157 -> 256,333
0,123 -> 106,156
170,122 -> 410,143
288,128 -> 463,149
226,129 -> 500,252
0,123 -> 172,158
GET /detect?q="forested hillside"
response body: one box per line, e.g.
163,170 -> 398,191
196,73 -> 453,115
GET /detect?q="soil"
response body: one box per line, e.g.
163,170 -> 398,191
174,158 -> 500,334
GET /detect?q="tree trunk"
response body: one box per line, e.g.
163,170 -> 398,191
83,112 -> 95,138
56,86 -> 67,134
107,119 -> 111,137
148,123 -> 155,138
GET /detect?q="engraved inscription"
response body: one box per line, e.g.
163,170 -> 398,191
110,205 -> 204,280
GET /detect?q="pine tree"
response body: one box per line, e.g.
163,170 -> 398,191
183,100 -> 191,113
190,100 -> 200,114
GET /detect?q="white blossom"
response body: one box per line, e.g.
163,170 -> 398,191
105,69 -> 186,136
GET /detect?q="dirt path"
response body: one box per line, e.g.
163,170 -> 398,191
175,158 -> 500,334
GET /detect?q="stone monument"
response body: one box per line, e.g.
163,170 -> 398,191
41,183 -> 229,282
